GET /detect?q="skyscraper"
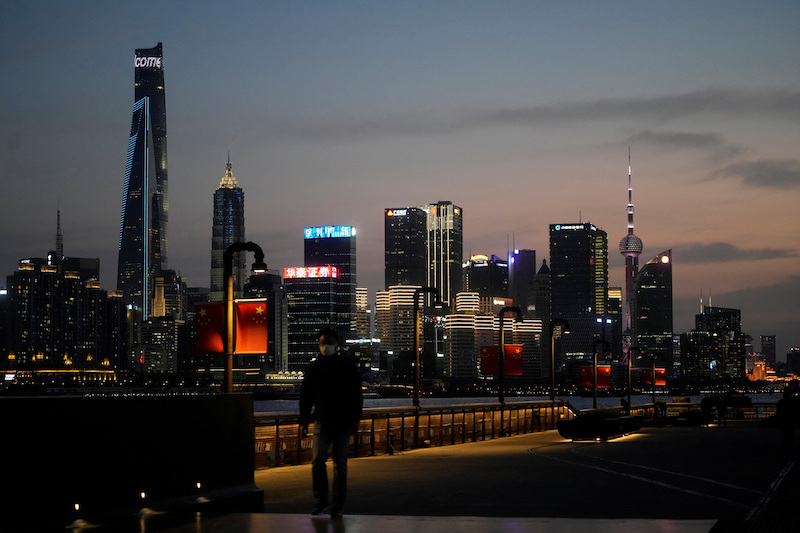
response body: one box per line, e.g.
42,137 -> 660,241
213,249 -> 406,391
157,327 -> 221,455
632,250 -> 673,370
761,335 -> 776,367
135,43 -> 168,270
508,249 -> 537,315
118,43 -> 168,316
210,157 -> 246,301
383,202 -> 463,308
549,223 -> 608,365
424,201 -> 463,306
384,207 -> 427,288
619,151 -> 643,362
284,266 -> 345,370
463,254 -> 508,298
303,226 -> 357,340
6,220 -> 122,383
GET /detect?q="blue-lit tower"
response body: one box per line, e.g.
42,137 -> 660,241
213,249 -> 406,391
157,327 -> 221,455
117,43 -> 168,316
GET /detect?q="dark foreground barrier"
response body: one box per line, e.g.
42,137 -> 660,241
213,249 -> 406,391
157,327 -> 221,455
0,393 -> 263,532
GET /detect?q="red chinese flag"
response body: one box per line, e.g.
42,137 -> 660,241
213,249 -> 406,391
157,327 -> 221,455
597,365 -> 612,389
503,345 -> 524,376
579,366 -> 593,388
480,345 -> 498,375
235,300 -> 268,355
193,302 -> 225,354
642,368 -> 667,386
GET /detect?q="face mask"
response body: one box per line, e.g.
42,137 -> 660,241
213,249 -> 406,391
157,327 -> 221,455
320,344 -> 337,356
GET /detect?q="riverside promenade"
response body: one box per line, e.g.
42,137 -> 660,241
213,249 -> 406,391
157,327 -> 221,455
131,417 -> 799,533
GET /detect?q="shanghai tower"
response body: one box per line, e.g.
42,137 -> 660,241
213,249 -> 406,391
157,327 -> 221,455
117,43 -> 168,316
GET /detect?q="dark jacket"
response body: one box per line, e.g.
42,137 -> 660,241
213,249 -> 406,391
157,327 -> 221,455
299,353 -> 363,429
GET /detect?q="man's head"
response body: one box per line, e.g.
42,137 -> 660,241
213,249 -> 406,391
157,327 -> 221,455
318,327 -> 339,356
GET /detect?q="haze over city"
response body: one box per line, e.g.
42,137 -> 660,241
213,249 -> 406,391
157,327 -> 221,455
1,1 -> 798,356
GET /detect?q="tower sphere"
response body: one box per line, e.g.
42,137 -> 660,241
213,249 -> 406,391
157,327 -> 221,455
619,234 -> 643,256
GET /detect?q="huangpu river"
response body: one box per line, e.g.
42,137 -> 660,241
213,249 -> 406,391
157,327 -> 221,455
254,392 -> 784,414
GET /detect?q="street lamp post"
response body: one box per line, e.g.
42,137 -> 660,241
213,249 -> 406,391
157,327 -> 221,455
223,242 -> 267,394
628,346 -> 640,412
548,319 -> 570,401
412,286 -> 439,447
548,318 -> 570,430
592,339 -> 611,409
498,306 -> 523,437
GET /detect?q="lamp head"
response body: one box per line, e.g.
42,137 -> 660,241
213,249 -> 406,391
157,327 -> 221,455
252,260 -> 267,274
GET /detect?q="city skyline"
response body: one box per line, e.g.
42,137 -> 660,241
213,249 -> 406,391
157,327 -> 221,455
1,2 -> 798,356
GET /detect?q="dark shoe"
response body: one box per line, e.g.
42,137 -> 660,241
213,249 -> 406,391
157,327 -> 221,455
311,502 -> 327,515
330,507 -> 343,518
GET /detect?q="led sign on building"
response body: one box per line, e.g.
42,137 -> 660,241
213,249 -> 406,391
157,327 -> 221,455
303,226 -> 354,239
386,209 -> 407,217
135,56 -> 163,68
284,266 -> 340,279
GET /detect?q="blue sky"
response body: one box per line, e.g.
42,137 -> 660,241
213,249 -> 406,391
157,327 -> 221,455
1,1 -> 798,356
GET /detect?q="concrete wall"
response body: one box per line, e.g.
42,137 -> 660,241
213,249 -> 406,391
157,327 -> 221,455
1,393 -> 262,530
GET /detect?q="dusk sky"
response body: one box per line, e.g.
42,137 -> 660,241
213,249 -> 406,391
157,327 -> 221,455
1,2 -> 798,357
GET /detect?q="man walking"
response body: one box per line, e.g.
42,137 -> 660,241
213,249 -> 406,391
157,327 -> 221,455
300,327 -> 363,518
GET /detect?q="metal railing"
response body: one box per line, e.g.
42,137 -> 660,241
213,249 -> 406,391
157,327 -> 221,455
254,400 -> 780,468
254,400 -> 576,468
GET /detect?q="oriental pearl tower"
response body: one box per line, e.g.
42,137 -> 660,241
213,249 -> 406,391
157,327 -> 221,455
619,149 -> 643,364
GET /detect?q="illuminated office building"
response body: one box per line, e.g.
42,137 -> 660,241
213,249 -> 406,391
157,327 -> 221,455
424,201 -> 463,306
210,157 -> 246,301
384,202 -> 463,308
118,43 -> 168,316
549,223 -> 608,366
384,207 -> 427,288
684,303 -> 745,382
285,266 -> 348,370
5,219 -> 123,383
304,226 -> 356,341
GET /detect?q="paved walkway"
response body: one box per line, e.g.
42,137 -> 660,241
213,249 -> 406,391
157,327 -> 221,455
88,420 -> 800,532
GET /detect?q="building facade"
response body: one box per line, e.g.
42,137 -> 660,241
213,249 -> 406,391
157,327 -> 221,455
384,207 -> 428,288
303,226 -> 356,341
632,250 -> 673,372
424,201 -> 463,307
463,254 -> 508,298
285,266 -> 347,371
549,223 -> 609,367
210,158 -> 246,301
508,249 -> 537,315
5,256 -> 122,385
118,43 -> 168,317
